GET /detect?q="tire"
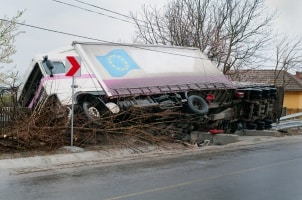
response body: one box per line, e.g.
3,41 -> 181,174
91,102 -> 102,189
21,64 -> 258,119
230,122 -> 243,133
255,121 -> 265,130
250,88 -> 262,95
256,126 -> 264,130
246,123 -> 257,130
264,119 -> 273,125
256,121 -> 265,126
187,95 -> 209,115
82,101 -> 101,121
249,89 -> 262,100
261,88 -> 270,98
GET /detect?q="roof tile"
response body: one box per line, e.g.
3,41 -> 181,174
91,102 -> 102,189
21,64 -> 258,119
227,70 -> 302,91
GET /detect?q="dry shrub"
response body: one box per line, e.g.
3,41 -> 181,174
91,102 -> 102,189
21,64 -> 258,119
0,105 -> 201,152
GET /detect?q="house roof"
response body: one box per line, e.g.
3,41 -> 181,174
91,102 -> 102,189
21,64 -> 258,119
227,70 -> 302,91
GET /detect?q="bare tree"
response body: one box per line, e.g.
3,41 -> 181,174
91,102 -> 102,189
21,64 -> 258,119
270,34 -> 302,87
0,11 -> 24,65
131,0 -> 275,74
0,11 -> 24,105
274,35 -> 302,72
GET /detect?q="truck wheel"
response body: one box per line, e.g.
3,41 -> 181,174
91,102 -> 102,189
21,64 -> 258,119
264,119 -> 273,125
82,101 -> 101,121
187,95 -> 209,115
246,123 -> 257,130
256,121 -> 265,130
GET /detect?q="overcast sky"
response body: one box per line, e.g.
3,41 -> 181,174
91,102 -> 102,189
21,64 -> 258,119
1,0 -> 302,75
266,0 -> 302,34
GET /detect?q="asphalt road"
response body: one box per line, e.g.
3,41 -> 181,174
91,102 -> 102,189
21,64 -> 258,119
1,136 -> 302,200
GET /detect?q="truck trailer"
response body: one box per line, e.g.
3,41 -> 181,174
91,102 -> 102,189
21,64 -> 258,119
17,42 -> 282,132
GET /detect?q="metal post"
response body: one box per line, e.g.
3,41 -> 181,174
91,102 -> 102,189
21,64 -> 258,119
71,76 -> 75,146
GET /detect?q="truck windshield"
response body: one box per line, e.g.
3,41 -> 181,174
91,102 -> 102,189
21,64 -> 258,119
42,61 -> 65,75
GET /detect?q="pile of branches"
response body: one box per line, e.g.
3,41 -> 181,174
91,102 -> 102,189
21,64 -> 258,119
0,105 -> 205,152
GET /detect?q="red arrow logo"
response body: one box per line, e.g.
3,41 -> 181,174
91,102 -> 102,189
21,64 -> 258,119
66,56 -> 80,76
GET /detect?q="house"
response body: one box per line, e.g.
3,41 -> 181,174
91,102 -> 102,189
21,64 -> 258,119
228,70 -> 302,115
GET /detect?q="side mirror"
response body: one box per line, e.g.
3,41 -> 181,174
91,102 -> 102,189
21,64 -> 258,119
43,55 -> 54,77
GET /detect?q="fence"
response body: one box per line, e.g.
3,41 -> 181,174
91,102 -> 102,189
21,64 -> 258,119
0,106 -> 30,131
0,107 -> 14,127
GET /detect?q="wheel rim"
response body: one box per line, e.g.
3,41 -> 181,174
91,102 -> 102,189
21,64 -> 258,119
193,100 -> 203,110
87,106 -> 100,118
83,101 -> 101,120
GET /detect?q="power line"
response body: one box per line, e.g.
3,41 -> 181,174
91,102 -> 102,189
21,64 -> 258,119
51,0 -> 135,25
73,0 -> 147,24
52,0 -> 161,29
74,0 -> 132,20
0,18 -> 209,60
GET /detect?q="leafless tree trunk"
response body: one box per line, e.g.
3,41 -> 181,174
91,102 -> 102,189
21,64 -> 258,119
131,0 -> 275,74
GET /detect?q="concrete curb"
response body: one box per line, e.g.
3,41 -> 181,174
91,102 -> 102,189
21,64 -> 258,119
190,131 -> 239,145
235,129 -> 280,136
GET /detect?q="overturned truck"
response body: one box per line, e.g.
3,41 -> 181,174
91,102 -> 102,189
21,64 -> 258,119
17,42 -> 283,133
